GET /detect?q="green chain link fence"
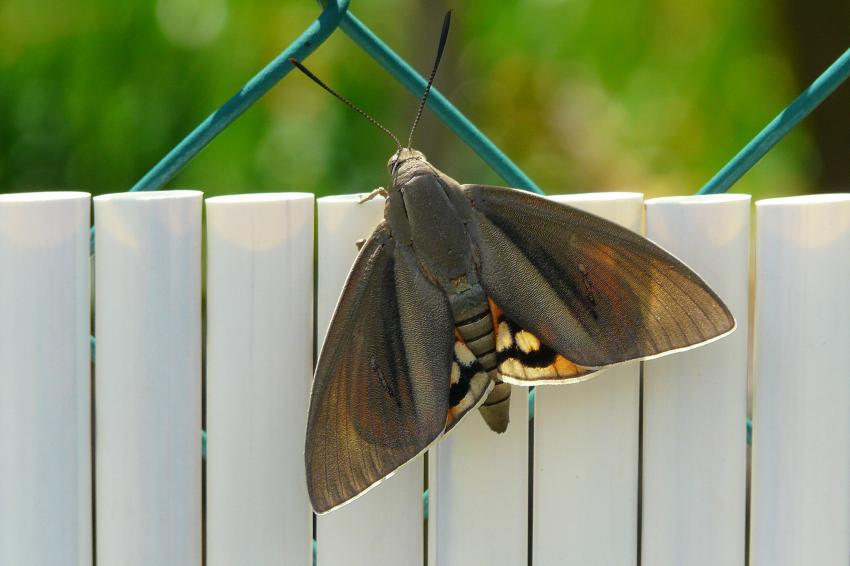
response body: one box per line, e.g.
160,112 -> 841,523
124,1 -> 850,198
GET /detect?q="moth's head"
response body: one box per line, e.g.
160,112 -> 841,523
387,148 -> 427,176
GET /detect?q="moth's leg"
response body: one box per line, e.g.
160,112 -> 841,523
355,238 -> 366,251
358,187 -> 388,204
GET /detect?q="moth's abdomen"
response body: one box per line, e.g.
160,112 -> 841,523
454,302 -> 499,373
446,288 -> 511,433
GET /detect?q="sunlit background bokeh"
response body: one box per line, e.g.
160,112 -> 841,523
1,0 -> 848,199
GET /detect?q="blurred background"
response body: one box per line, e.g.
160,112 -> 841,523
0,0 -> 848,199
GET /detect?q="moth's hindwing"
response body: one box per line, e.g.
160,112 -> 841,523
489,301 -> 596,385
447,337 -> 492,431
463,184 -> 735,370
306,222 -> 455,514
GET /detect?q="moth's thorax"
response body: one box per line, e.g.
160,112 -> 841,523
387,148 -> 436,189
387,148 -> 426,172
384,160 -> 478,295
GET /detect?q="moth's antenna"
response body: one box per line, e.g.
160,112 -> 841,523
407,10 -> 452,149
289,58 -> 402,152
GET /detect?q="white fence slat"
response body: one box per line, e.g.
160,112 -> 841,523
94,191 -> 202,565
533,192 -> 643,566
206,194 -> 314,566
428,389 -> 528,566
750,194 -> 850,566
0,192 -> 92,566
316,195 -> 424,566
642,195 -> 750,566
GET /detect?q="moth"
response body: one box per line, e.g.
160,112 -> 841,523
292,12 -> 735,514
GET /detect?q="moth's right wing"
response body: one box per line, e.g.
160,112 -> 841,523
306,222 -> 455,514
463,185 -> 735,372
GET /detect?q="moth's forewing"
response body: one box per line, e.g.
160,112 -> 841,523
463,184 -> 735,370
306,223 -> 455,514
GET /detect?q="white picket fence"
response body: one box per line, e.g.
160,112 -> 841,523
0,190 -> 848,566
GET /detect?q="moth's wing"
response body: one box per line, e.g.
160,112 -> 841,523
463,185 -> 735,370
306,222 -> 454,514
446,339 -> 493,431
490,301 -> 598,385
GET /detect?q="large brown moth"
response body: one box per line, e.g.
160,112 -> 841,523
293,12 -> 735,514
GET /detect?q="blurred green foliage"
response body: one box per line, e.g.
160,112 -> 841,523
0,0 -> 839,199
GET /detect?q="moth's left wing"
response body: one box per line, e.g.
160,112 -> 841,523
306,223 -> 454,514
463,185 -> 735,371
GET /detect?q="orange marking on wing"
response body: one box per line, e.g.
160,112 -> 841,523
553,354 -> 581,375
